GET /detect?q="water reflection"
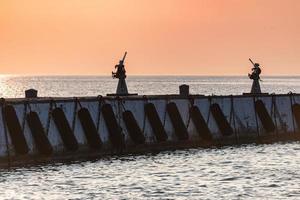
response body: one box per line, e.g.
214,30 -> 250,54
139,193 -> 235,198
0,143 -> 300,199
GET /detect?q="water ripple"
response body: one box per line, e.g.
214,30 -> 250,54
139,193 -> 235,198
0,143 -> 299,199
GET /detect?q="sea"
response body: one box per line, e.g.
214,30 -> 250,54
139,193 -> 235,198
0,75 -> 300,199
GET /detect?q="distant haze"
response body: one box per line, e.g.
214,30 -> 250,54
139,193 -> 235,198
0,0 -> 299,75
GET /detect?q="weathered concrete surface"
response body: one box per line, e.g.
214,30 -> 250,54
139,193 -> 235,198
0,93 -> 299,167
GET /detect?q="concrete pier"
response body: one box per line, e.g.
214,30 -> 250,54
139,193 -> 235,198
0,93 -> 299,167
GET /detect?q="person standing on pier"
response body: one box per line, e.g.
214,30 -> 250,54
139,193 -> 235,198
112,52 -> 128,95
248,58 -> 262,94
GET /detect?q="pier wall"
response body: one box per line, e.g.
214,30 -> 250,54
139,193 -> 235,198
0,94 -> 299,165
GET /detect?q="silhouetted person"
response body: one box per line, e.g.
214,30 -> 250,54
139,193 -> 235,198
248,58 -> 262,94
113,60 -> 126,79
112,52 -> 128,95
248,63 -> 261,81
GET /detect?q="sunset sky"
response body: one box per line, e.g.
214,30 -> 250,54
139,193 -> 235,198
0,0 -> 300,75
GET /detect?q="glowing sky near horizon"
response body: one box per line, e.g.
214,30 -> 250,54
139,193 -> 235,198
0,0 -> 300,75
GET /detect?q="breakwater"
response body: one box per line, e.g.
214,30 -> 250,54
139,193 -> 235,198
0,93 -> 300,167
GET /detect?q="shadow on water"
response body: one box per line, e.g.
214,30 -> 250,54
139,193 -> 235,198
1,140 -> 299,171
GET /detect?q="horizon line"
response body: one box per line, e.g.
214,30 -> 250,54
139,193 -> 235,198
1,73 -> 300,77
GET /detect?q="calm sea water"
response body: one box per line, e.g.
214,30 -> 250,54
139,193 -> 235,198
0,75 -> 299,97
1,75 -> 300,200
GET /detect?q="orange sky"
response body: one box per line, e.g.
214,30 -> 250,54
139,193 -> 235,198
0,0 -> 300,75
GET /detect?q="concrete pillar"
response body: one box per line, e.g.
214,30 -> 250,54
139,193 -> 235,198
250,79 -> 261,94
179,84 -> 189,96
25,89 -> 38,98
